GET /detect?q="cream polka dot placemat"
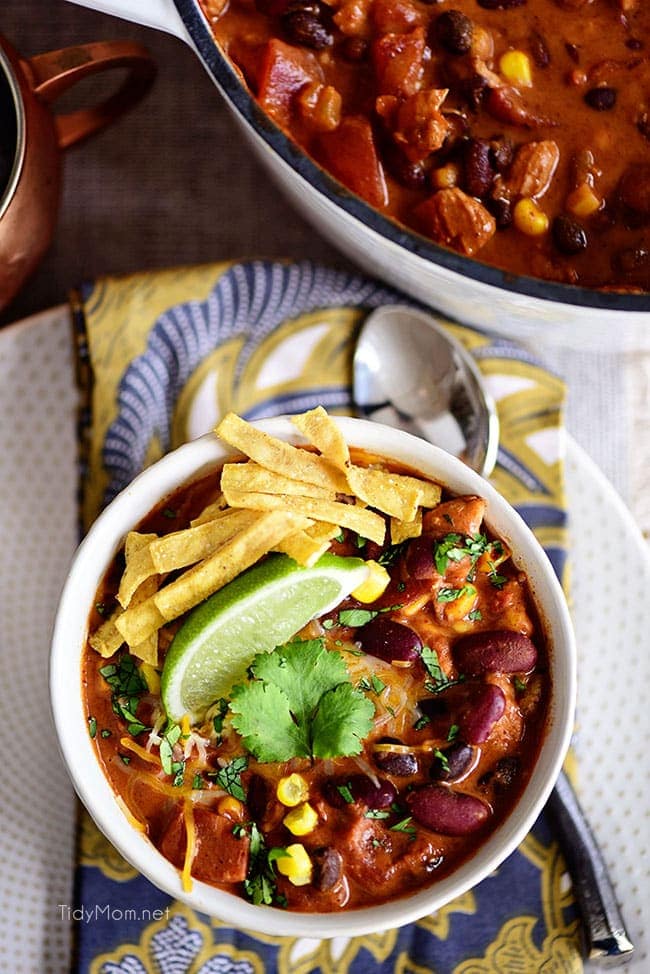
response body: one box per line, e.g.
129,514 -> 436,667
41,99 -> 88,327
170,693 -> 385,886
0,306 -> 647,972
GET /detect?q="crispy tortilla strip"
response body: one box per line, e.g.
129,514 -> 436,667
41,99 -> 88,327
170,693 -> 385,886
89,610 -> 125,658
221,461 -> 334,500
222,487 -> 386,545
131,572 -> 162,665
190,493 -> 228,527
346,466 -> 422,521
291,406 -> 350,468
150,510 -> 261,574
276,521 -> 339,567
115,511 -> 312,644
390,508 -> 423,544
216,412 -> 348,492
117,532 -> 158,609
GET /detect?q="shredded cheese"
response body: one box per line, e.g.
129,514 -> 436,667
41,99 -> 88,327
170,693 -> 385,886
119,736 -> 161,766
181,800 -> 196,892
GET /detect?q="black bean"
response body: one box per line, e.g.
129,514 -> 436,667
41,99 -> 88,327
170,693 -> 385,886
430,741 -> 473,781
462,73 -> 489,112
417,696 -> 449,720
552,215 -> 588,255
313,847 -> 343,890
489,138 -> 513,173
357,617 -> 423,664
282,4 -> 333,49
612,248 -> 650,287
477,0 -> 525,8
584,86 -> 617,111
492,755 -> 520,790
435,10 -> 473,56
374,749 -> 419,776
529,29 -> 550,68
463,138 -> 494,198
486,196 -> 513,229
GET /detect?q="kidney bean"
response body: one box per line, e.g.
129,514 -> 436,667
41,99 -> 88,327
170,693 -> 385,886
404,537 -> 436,578
430,741 -> 473,781
357,617 -> 422,664
435,10 -> 473,56
458,682 -> 506,744
407,784 -> 489,835
463,138 -> 494,198
453,629 -> 538,675
552,215 -> 588,255
374,748 -> 419,776
489,138 -> 514,173
529,29 -> 551,68
584,86 -> 617,111
383,144 -> 428,190
313,847 -> 343,890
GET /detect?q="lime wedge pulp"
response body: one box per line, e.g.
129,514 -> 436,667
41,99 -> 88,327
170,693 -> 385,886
161,553 -> 369,723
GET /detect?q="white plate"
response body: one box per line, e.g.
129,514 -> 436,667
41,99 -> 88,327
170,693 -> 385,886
0,307 -> 648,972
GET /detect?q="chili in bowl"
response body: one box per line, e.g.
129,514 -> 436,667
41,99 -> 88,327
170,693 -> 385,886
50,412 -> 575,937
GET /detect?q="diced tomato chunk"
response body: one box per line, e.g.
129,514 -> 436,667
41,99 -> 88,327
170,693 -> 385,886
317,116 -> 388,207
371,0 -> 422,35
373,27 -> 426,97
257,39 -> 324,127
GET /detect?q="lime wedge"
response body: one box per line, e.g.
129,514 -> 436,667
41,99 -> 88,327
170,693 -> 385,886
161,552 -> 369,723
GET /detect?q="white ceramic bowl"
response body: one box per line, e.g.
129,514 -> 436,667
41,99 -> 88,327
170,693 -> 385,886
50,416 -> 576,938
65,0 -> 650,350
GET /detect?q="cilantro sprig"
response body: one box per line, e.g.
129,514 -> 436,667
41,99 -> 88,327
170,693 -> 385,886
99,654 -> 149,738
229,638 -> 375,763
235,821 -> 287,906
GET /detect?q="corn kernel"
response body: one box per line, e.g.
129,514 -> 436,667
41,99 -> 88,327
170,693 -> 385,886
283,802 -> 319,836
513,197 -> 549,236
477,543 -> 510,574
139,663 -> 160,695
275,843 -> 313,886
432,163 -> 460,190
566,183 -> 601,218
217,795 -> 244,821
499,50 -> 532,87
180,713 -> 191,738
351,560 -> 390,603
277,773 -> 309,807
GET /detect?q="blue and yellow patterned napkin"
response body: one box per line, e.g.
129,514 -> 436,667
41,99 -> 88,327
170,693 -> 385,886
71,259 -> 580,974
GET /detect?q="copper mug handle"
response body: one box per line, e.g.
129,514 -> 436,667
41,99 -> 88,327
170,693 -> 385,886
24,40 -> 156,149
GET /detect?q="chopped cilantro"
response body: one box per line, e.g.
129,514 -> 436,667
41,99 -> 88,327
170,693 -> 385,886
321,618 -> 337,630
468,608 -> 483,622
390,816 -> 416,839
338,608 -> 379,628
100,728 -> 112,739
229,639 -> 374,762
397,580 -> 406,592
433,748 -> 450,772
87,716 -> 97,739
437,585 -> 473,603
172,761 -> 185,787
420,646 -> 450,690
334,529 -> 345,543
212,755 -> 248,801
162,507 -> 177,519
119,754 -> 131,765
241,823 -> 285,906
447,723 -> 460,742
192,773 -> 204,790
377,541 -> 407,567
358,674 -> 386,695
487,565 -> 507,589
100,654 -> 148,738
212,698 -> 229,739
95,602 -> 107,617
353,534 -> 367,549
413,714 -> 430,731
514,677 -> 527,693
364,809 -> 390,819
337,783 -> 355,804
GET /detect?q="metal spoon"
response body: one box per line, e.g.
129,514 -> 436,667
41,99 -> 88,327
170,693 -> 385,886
353,305 -> 499,477
352,304 -> 635,966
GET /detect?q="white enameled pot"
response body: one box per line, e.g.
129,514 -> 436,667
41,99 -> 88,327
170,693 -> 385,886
51,416 -> 576,938
67,0 -> 650,350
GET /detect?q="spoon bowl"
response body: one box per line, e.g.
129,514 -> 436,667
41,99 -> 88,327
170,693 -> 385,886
353,306 -> 499,478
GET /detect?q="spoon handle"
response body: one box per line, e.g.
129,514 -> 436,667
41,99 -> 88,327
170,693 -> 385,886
547,770 -> 635,966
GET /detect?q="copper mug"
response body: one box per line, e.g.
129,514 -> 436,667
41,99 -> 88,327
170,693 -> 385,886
0,34 -> 155,312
